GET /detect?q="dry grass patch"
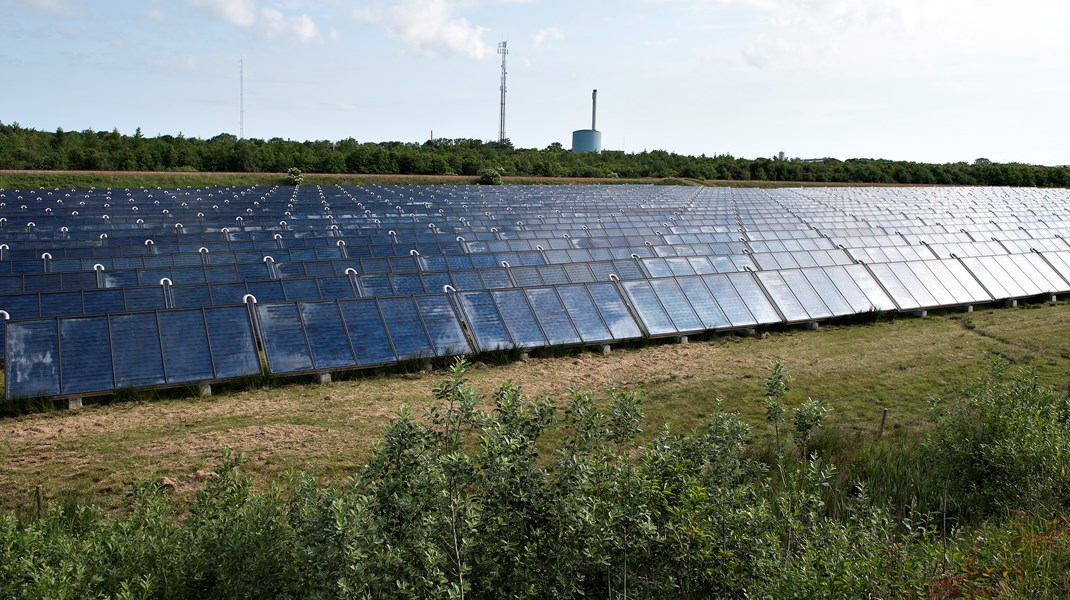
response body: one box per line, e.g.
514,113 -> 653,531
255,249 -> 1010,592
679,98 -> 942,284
2,301 -> 1070,511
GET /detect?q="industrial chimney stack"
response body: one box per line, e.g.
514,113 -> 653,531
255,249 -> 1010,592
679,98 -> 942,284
592,89 -> 597,131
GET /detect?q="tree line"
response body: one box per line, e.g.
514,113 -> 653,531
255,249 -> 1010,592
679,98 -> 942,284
2,121 -> 1068,187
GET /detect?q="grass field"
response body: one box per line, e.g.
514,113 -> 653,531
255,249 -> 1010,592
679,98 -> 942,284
0,169 -> 942,190
2,299 -> 1068,513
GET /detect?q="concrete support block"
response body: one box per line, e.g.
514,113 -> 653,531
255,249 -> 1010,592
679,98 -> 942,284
317,372 -> 332,384
424,361 -> 433,372
1049,293 -> 1058,302
67,397 -> 83,410
673,335 -> 688,344
519,351 -> 530,360
198,383 -> 212,397
740,328 -> 757,338
1005,299 -> 1018,308
598,344 -> 611,355
910,309 -> 928,318
959,305 -> 974,313
803,322 -> 819,331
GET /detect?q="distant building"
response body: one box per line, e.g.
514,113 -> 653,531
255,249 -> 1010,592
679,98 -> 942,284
572,89 -> 602,154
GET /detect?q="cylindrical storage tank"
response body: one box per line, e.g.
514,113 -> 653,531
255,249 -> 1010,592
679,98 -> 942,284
572,129 -> 602,153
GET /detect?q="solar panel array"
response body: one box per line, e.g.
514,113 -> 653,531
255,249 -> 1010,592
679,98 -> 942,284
2,184 -> 1069,401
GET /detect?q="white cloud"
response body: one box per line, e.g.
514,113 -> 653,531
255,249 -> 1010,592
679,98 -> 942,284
260,7 -> 321,43
25,0 -> 85,18
187,0 -> 257,27
679,0 -> 1070,72
185,0 -> 322,43
354,0 -> 492,59
532,27 -> 563,49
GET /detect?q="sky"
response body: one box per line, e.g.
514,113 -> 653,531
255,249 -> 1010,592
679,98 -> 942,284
3,0 -> 1069,165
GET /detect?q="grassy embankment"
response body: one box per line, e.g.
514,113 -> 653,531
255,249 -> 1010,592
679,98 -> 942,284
0,169 -> 941,189
1,300 -> 1068,512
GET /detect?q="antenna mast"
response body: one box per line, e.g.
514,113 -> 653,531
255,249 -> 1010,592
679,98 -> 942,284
497,41 -> 507,145
239,57 -> 245,139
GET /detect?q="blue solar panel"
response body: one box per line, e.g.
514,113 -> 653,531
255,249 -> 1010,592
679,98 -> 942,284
649,278 -> 704,333
247,280 -> 285,303
378,296 -> 434,359
338,298 -> 396,365
204,265 -> 239,283
676,276 -> 731,330
414,295 -> 472,356
209,283 -> 248,305
62,271 -> 98,290
480,269 -> 513,289
158,309 -> 215,383
359,275 -> 393,296
587,283 -> 642,340
5,320 -> 61,397
171,266 -> 207,285
257,303 -> 314,373
525,287 -> 581,345
83,288 -> 125,314
700,274 -> 757,327
124,286 -> 167,311
282,278 -> 322,302
621,280 -> 676,337
204,306 -> 261,379
457,291 -> 513,351
491,289 -> 547,348
25,273 -> 61,292
59,316 -> 114,395
317,276 -> 357,300
39,291 -> 81,317
299,301 -> 356,369
557,284 -> 613,343
172,285 -> 213,308
451,271 -> 483,291
0,293 -> 41,319
391,274 -> 423,295
102,271 -> 138,289
726,273 -> 783,325
110,312 -> 166,388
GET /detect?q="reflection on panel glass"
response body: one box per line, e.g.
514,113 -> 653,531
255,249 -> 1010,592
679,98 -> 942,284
491,289 -> 547,349
6,320 -> 61,397
557,285 -> 613,343
525,287 -> 582,346
587,283 -> 642,340
457,291 -> 513,351
621,280 -> 676,337
414,295 -> 472,356
379,296 -> 435,359
300,301 -> 356,370
338,299 -> 396,365
649,278 -> 704,333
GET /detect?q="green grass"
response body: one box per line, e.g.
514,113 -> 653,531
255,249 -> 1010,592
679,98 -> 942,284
2,301 -> 1069,512
0,169 -> 915,190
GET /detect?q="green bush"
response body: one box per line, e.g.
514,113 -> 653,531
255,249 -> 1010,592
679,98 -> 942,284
285,167 -> 303,185
926,359 -> 1070,518
477,167 -> 503,185
4,359 -> 1070,598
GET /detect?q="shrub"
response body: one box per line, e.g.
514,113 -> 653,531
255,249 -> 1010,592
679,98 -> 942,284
284,167 -> 303,185
477,167 -> 503,185
926,358 -> 1070,518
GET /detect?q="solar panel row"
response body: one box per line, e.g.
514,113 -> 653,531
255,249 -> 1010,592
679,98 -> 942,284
2,184 -> 1069,402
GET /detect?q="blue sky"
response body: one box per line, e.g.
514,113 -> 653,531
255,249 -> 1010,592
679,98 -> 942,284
3,0 -> 1068,165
